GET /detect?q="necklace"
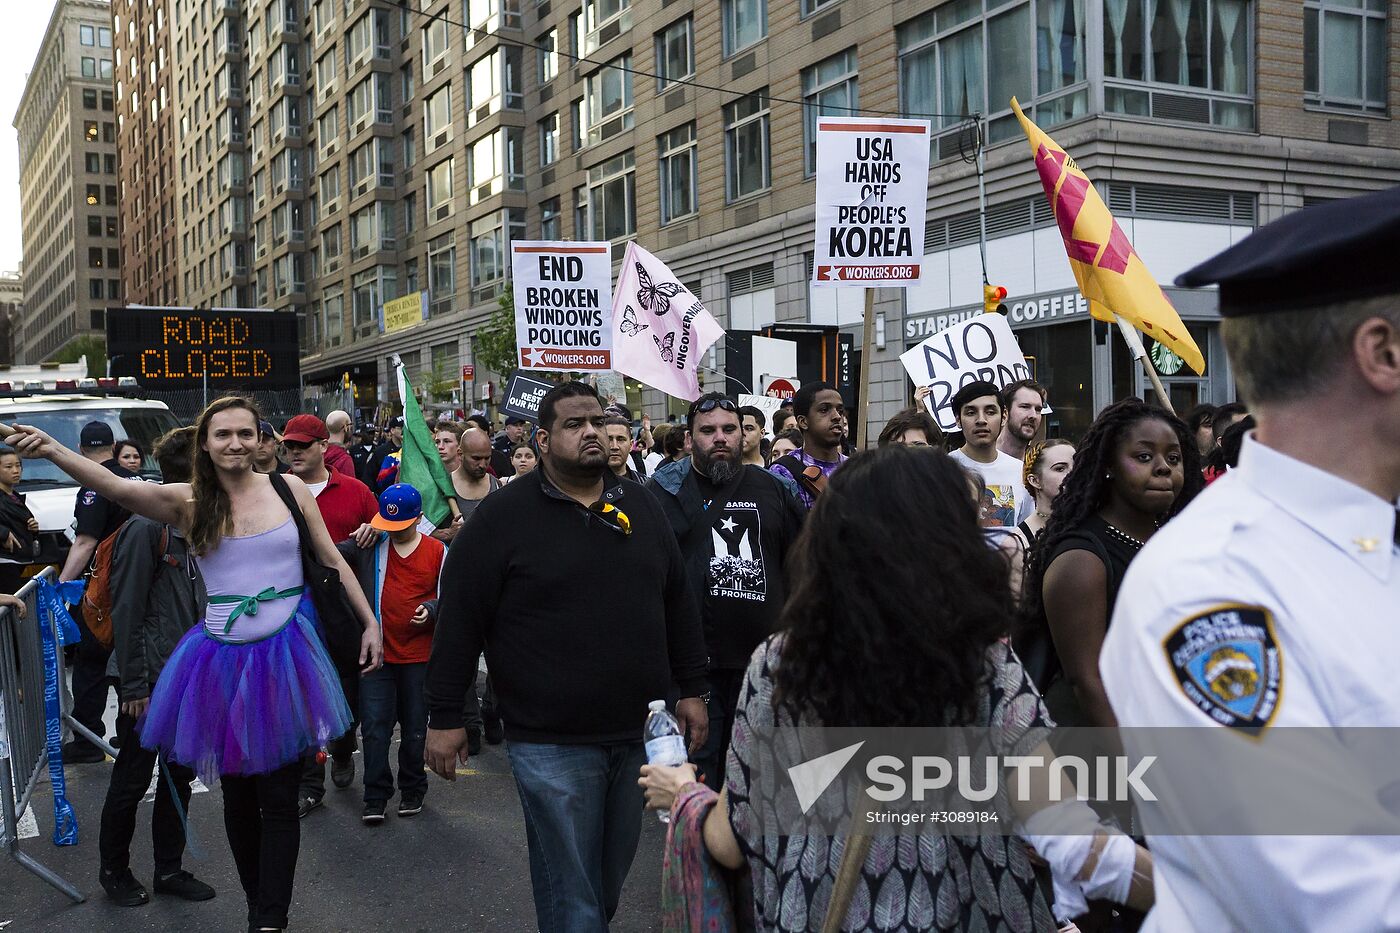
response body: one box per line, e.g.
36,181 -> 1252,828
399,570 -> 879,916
1102,521 -> 1147,549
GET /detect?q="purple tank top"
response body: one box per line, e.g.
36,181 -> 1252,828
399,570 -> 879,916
199,517 -> 305,643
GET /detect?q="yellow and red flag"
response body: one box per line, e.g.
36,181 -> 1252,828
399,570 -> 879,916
1011,99 -> 1204,374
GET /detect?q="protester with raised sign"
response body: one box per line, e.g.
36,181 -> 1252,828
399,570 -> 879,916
768,382 -> 847,510
424,380 -> 708,933
948,381 -> 1032,538
1020,399 -> 1201,725
997,379 -> 1047,461
646,393 -> 804,791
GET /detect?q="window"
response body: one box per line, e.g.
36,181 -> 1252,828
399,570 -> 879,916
541,197 -> 561,240
539,29 -> 558,84
571,98 -> 584,151
724,91 -> 770,200
584,54 -> 633,144
82,57 -> 97,78
574,185 -> 588,237
587,151 -> 635,240
85,121 -> 99,141
82,89 -> 97,109
85,153 -> 101,173
658,123 -> 697,224
90,279 -> 104,299
405,258 -> 420,293
722,0 -> 766,57
322,288 -> 344,347
467,0 -> 522,34
350,204 -> 378,252
428,232 -> 455,315
89,247 -> 105,268
423,17 -> 450,66
98,26 -> 112,48
317,49 -> 337,93
802,50 -> 858,175
654,17 -> 693,91
318,107 -> 340,151
425,85 -> 452,148
80,24 -> 95,46
353,267 -> 386,331
87,216 -> 102,236
583,0 -> 630,51
322,224 -> 342,261
350,141 -> 375,188
320,166 -> 341,204
1305,0 -> 1386,113
404,191 -> 417,234
467,47 -> 523,124
539,113 -> 559,166
427,157 -> 455,217
470,209 -> 524,303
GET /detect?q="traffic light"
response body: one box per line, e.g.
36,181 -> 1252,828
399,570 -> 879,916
983,284 -> 1008,314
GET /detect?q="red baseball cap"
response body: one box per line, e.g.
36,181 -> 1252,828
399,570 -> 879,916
281,414 -> 329,444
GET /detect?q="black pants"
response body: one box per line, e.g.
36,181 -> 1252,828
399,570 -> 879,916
98,712 -> 193,876
70,630 -> 115,748
0,563 -> 26,594
222,760 -> 301,930
462,673 -> 497,733
298,673 -> 358,800
693,669 -> 745,792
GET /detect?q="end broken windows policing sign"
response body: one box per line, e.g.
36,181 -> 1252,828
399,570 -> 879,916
511,241 -> 614,372
812,118 -> 931,287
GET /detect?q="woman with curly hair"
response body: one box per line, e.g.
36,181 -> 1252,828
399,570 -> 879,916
639,446 -> 1152,931
1020,398 -> 1203,727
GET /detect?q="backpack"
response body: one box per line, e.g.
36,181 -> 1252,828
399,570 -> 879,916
774,454 -> 829,502
80,520 -> 177,650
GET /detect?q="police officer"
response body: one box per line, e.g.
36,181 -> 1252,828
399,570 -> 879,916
1100,187 -> 1400,930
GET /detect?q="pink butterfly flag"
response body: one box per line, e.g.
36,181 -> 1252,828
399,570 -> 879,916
611,241 -> 725,402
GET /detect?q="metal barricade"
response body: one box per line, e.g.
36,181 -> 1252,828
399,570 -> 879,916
0,568 -> 85,902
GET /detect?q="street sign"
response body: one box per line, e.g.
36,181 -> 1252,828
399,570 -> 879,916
106,306 -> 300,390
462,364 -> 475,381
811,118 -> 931,287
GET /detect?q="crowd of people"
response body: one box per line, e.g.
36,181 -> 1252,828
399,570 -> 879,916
4,189 -> 1398,932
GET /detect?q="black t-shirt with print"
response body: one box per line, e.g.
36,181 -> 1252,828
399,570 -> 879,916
691,466 -> 805,669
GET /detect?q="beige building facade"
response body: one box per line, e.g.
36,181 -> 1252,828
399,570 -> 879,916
14,0 -> 121,364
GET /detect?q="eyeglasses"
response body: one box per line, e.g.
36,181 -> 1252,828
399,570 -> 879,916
688,398 -> 738,417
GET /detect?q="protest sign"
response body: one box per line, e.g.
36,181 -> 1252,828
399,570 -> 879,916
511,241 -> 613,372
738,394 -> 783,428
592,371 -> 628,406
500,371 -> 557,423
812,118 -> 931,287
899,314 -> 1036,433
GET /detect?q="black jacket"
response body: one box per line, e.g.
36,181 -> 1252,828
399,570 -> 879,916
110,518 -> 206,702
424,466 -> 708,743
0,490 -> 38,563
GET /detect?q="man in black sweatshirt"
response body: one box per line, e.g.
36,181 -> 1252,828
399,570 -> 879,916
424,380 -> 708,933
646,393 -> 805,790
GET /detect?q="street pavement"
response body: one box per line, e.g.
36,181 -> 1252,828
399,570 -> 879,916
4,731 -> 669,932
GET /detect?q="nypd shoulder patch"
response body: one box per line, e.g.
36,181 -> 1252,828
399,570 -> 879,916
1162,604 -> 1282,731
80,490 -> 97,507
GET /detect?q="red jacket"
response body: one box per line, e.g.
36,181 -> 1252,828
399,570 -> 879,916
325,443 -> 356,477
313,469 -> 379,543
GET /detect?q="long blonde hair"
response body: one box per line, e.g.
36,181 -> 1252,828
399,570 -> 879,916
189,396 -> 262,554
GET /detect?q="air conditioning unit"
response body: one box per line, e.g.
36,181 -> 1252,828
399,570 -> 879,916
256,196 -> 266,209
273,181 -> 285,194
434,204 -> 450,221
476,183 -> 493,201
274,233 -> 287,246
433,131 -> 448,150
256,243 -> 267,258
352,244 -> 370,259
273,128 -> 284,144
324,198 -> 338,214
430,57 -> 446,78
325,257 -> 340,273
354,117 -> 368,135
354,180 -> 369,197
323,139 -> 338,156
352,51 -> 370,72
475,104 -> 492,123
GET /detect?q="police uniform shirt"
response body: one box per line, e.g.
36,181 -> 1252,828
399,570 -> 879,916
1100,435 -> 1400,931
73,459 -> 139,542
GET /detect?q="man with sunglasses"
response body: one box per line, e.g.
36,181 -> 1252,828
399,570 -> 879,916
648,392 -> 805,791
424,380 -> 708,933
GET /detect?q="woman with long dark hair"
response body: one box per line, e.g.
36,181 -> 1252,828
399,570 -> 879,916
640,447 -> 1151,931
1021,399 -> 1202,727
6,396 -> 382,933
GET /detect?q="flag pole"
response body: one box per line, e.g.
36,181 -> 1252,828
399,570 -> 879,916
1114,314 -> 1174,415
857,287 -> 875,450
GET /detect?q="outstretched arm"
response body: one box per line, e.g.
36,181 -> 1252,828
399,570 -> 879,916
4,424 -> 189,528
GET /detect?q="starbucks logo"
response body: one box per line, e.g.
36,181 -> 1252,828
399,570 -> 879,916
1150,340 -> 1185,376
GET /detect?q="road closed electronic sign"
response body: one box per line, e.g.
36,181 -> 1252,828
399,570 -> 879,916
812,117 -> 931,287
106,307 -> 301,390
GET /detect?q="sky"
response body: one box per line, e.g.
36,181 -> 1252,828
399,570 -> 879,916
0,4 -> 65,274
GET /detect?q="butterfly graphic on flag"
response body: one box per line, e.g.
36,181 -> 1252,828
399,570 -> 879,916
653,332 -> 675,363
636,265 -> 685,316
618,305 -> 649,337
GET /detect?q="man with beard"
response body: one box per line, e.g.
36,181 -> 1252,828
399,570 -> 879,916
425,380 -> 707,932
768,381 -> 847,509
997,379 -> 1047,461
647,393 -> 804,789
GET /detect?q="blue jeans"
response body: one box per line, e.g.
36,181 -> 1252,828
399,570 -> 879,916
507,741 -> 647,933
358,662 -> 428,804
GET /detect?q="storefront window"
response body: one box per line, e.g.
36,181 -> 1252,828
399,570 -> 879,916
1016,320 -> 1094,441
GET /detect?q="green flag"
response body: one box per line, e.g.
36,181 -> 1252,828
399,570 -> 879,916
394,358 -> 456,528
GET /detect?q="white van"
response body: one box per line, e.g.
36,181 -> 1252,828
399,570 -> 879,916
0,395 -> 183,565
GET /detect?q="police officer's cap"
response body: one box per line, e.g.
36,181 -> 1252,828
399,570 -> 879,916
1177,184 -> 1400,317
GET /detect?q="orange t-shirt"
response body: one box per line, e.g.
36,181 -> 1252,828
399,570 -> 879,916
378,534 -> 445,664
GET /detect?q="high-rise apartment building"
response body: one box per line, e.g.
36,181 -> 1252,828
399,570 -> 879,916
113,0 -> 179,306
149,0 -> 1399,424
13,0 -> 120,364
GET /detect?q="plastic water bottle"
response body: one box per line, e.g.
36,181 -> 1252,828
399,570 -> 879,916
644,700 -> 687,823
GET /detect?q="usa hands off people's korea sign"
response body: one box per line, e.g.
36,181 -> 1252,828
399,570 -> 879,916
812,118 -> 931,287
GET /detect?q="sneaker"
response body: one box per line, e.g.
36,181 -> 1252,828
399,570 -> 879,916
362,801 -> 386,825
331,754 -> 355,789
153,870 -> 216,901
99,868 -> 149,907
467,727 -> 483,757
62,740 -> 106,764
483,713 -> 504,745
397,794 -> 424,817
296,795 -> 323,819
